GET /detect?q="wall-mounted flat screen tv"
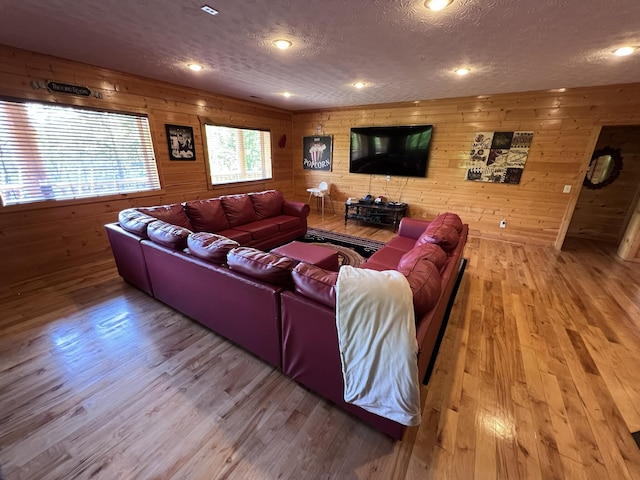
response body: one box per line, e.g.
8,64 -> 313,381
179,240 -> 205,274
349,125 -> 433,177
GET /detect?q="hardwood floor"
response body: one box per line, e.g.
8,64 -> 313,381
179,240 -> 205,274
2,212 -> 640,479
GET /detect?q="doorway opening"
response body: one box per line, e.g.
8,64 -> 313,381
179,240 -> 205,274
564,125 -> 640,260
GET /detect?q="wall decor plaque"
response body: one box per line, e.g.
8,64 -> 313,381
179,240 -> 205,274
465,131 -> 533,184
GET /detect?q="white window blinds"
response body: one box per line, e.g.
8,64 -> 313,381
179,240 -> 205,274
0,99 -> 160,206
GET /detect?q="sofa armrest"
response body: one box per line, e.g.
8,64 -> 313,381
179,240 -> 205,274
397,218 -> 429,239
283,200 -> 310,218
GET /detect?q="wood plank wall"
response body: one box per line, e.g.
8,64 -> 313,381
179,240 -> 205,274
0,46 -> 292,288
291,85 -> 640,248
567,125 -> 640,243
2,43 -> 640,288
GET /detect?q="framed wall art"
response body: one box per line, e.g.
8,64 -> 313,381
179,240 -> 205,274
303,135 -> 332,171
465,131 -> 533,184
166,124 -> 196,160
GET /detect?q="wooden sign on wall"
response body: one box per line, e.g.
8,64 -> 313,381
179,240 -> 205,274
465,131 -> 533,184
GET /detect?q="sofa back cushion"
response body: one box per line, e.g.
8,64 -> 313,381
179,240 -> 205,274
416,223 -> 459,252
249,190 -> 284,219
227,247 -> 294,286
118,208 -> 157,237
183,198 -> 230,232
430,212 -> 463,234
291,262 -> 338,308
398,243 -> 448,272
187,232 -> 239,265
398,258 -> 442,317
147,220 -> 192,250
220,194 -> 258,227
137,204 -> 194,231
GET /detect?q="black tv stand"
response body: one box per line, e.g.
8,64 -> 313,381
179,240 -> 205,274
344,201 -> 408,232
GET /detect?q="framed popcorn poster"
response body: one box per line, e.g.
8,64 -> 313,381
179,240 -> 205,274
303,135 -> 332,171
465,131 -> 533,184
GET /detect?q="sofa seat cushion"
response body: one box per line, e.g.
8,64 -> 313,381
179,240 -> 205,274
227,247 -> 295,286
271,215 -> 302,232
398,258 -> 441,317
416,224 -> 459,252
220,194 -> 258,227
249,190 -> 284,219
138,204 -> 194,231
183,198 -> 230,232
398,243 -> 448,273
384,235 -> 417,253
147,220 -> 192,250
187,232 -> 239,265
217,228 -> 253,244
234,218 -> 280,240
366,246 -> 407,269
291,262 -> 338,308
430,212 -> 464,234
118,208 -> 156,237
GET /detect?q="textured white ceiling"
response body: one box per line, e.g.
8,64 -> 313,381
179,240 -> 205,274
0,0 -> 639,111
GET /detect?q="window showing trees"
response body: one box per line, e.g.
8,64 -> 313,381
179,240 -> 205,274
0,99 -> 160,206
204,124 -> 272,185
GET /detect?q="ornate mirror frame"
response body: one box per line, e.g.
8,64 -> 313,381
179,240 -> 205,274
583,146 -> 623,189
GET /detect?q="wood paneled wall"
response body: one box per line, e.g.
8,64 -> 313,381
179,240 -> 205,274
567,126 -> 640,242
3,43 -> 640,288
0,46 -> 292,289
292,85 -> 640,248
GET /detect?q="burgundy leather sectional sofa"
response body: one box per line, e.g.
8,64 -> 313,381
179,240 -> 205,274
281,213 -> 467,439
105,190 -> 309,366
105,190 -> 467,440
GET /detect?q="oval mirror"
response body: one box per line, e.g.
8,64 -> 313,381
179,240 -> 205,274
583,146 -> 623,189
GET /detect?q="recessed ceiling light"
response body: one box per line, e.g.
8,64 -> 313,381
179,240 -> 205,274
201,5 -> 219,16
188,63 -> 203,72
425,0 -> 453,11
455,67 -> 470,76
273,39 -> 293,50
613,46 -> 636,56
353,82 -> 366,89
282,92 -> 292,97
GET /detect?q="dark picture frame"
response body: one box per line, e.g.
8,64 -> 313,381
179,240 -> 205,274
303,135 -> 332,171
166,124 -> 196,161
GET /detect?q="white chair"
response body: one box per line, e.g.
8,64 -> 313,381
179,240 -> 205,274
306,181 -> 335,220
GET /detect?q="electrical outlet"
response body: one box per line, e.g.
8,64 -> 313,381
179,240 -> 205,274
500,220 -> 506,228
386,175 -> 391,182
563,185 -> 571,193
422,212 -> 427,218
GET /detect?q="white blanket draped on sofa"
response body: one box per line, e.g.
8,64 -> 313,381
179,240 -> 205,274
335,266 -> 421,426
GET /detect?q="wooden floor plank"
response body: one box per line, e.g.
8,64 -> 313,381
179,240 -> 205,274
1,212 -> 640,479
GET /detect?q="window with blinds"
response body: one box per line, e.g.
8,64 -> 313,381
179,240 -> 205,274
0,99 -> 161,206
204,124 -> 272,185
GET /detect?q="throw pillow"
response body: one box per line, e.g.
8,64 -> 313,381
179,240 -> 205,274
291,262 -> 338,308
187,232 -> 238,264
249,190 -> 284,219
398,243 -> 448,272
226,247 -> 294,286
398,257 -> 441,317
430,212 -> 463,234
183,198 -> 230,232
118,208 -> 157,237
220,194 -> 258,227
147,220 -> 192,250
137,203 -> 194,231
416,224 -> 459,252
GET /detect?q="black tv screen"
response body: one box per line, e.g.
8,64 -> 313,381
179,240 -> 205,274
349,125 -> 433,177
